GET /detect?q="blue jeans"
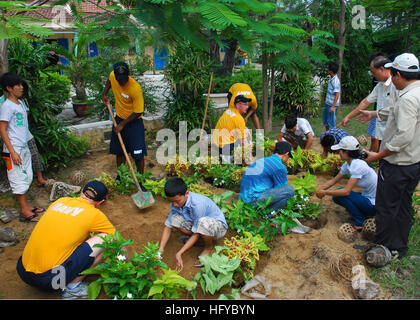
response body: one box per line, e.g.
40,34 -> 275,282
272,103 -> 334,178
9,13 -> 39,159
332,190 -> 376,226
253,185 -> 295,211
323,103 -> 336,129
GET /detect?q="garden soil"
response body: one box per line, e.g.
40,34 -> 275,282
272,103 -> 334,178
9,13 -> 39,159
0,140 -> 418,300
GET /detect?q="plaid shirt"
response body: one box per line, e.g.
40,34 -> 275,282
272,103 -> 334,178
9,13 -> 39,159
320,128 -> 350,144
325,75 -> 341,106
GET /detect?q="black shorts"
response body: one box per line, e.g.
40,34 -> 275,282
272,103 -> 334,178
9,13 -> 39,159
110,115 -> 147,159
16,242 -> 94,292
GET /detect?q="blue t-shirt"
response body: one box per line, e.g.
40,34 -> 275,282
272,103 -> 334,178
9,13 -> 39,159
239,154 -> 288,203
165,192 -> 228,232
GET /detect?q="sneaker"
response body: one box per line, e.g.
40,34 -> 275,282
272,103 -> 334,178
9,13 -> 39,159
62,282 -> 89,300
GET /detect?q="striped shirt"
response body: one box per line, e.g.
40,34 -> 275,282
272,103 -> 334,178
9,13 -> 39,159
165,192 -> 228,232
325,75 -> 341,106
320,128 -> 350,144
239,154 -> 288,203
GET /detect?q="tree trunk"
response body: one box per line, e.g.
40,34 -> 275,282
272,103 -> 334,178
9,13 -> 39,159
0,39 -> 9,74
337,0 -> 346,81
268,65 -> 275,132
337,0 -> 347,105
221,38 -> 238,76
209,37 -> 220,66
262,49 -> 270,131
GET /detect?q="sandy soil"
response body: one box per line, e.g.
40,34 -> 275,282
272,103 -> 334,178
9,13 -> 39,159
0,140 -> 417,300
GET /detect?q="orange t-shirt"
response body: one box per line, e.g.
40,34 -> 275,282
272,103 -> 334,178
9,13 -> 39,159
228,83 -> 257,110
109,71 -> 144,119
22,197 -> 115,274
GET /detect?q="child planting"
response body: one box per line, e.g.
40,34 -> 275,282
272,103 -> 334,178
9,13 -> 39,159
158,177 -> 228,270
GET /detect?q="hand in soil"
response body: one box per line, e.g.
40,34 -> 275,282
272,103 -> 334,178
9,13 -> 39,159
175,252 -> 184,271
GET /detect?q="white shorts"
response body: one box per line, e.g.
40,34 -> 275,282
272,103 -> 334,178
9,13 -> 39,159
4,146 -> 33,195
170,214 -> 227,240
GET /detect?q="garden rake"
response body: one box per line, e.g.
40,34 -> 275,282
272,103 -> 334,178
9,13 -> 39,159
105,102 -> 155,210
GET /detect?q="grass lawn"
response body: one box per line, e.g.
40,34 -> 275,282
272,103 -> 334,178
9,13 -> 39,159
368,193 -> 420,299
262,103 -> 370,141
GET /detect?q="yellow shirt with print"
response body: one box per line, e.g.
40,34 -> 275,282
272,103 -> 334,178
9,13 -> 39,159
22,197 -> 116,274
212,107 -> 246,148
109,71 -> 144,119
228,83 -> 257,110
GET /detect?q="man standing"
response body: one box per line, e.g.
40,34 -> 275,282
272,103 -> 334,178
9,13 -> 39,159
239,141 -> 295,211
323,62 -> 341,130
338,55 -> 398,152
102,62 -> 147,180
16,180 -> 116,299
358,53 -> 420,260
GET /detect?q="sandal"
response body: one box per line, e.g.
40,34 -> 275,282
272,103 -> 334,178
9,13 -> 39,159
194,256 -> 203,268
31,207 -> 45,214
352,225 -> 363,232
19,213 -> 39,223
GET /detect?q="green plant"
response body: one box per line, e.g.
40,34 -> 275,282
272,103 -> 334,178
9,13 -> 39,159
218,288 -> 241,300
291,172 -> 317,197
222,231 -> 270,281
286,194 -> 321,219
148,268 -> 196,299
38,72 -> 72,115
209,191 -> 235,215
142,178 -> 167,198
81,232 -> 168,300
208,163 -> 243,189
192,246 -> 241,297
274,71 -> 319,117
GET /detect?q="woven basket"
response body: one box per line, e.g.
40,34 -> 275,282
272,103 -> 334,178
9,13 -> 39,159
337,223 -> 357,243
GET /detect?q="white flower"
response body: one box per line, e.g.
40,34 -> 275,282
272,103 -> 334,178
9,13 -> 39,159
127,292 -> 133,299
117,254 -> 126,261
113,296 -> 118,300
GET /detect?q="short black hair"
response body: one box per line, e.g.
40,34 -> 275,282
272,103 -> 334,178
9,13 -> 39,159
371,56 -> 391,69
164,177 -> 188,198
285,116 -> 297,130
328,62 -> 339,74
320,134 -> 335,148
390,67 -> 419,81
0,72 -> 22,92
345,149 -> 362,159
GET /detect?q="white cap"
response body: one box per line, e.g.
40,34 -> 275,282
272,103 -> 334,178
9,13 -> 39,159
331,136 -> 360,151
384,53 -> 419,73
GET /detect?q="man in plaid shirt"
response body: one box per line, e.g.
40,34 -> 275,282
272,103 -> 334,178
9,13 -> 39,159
320,127 -> 350,158
323,62 -> 341,130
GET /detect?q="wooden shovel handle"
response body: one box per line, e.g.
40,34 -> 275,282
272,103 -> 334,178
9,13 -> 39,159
105,102 -> 142,192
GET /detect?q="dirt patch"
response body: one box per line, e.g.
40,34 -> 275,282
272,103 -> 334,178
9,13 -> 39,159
0,141 -> 415,300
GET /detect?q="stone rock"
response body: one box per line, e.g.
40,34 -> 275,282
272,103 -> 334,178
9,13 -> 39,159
352,279 -> 380,299
0,227 -> 18,247
50,182 -> 81,202
0,208 -> 20,224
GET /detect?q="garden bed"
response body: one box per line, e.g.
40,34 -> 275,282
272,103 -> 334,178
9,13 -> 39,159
0,139 -> 403,300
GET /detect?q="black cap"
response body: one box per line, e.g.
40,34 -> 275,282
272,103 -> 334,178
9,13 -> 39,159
234,94 -> 252,104
83,181 -> 108,202
274,141 -> 293,158
113,62 -> 129,83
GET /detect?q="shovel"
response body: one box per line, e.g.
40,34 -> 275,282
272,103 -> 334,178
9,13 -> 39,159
105,102 -> 155,210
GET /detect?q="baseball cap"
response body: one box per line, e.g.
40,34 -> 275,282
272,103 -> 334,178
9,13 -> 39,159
384,53 -> 419,73
274,141 -> 293,158
113,62 -> 129,83
234,95 -> 252,104
331,136 -> 360,151
83,180 -> 108,202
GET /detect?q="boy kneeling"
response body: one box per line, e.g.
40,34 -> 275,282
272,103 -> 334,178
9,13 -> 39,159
158,177 -> 228,270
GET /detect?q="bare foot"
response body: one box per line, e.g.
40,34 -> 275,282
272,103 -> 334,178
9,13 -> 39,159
37,178 -> 47,186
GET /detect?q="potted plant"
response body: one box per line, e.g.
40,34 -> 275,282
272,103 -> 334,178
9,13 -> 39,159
63,20 -> 100,116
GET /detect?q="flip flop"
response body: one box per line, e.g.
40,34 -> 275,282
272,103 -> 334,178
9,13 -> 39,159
19,212 -> 39,223
31,207 -> 45,214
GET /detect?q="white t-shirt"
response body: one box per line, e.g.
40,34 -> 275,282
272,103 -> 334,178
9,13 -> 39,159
281,118 -> 315,139
0,99 -> 30,151
366,76 -> 398,140
339,159 -> 377,205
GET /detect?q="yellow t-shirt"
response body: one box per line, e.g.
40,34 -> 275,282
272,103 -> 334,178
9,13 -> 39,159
211,107 -> 246,148
109,71 -> 144,119
22,197 -> 116,274
228,83 -> 257,110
